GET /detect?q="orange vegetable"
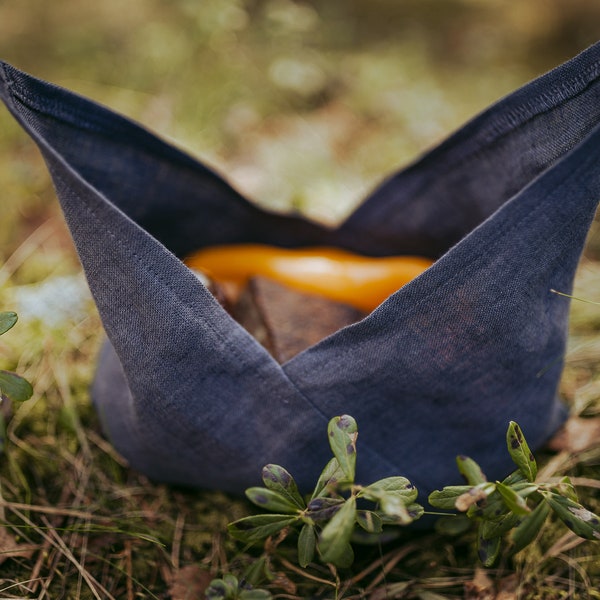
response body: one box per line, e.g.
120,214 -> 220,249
185,244 -> 433,312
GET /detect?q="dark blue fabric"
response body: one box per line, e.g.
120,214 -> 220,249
1,43 -> 599,505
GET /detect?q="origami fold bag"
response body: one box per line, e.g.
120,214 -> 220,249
1,42 -> 600,504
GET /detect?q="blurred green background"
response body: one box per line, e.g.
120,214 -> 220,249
0,0 -> 599,311
1,0 -> 599,233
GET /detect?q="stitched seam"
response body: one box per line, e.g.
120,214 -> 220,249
425,62 -> 600,177
4,71 -> 134,135
284,156 -> 593,468
4,59 -> 600,186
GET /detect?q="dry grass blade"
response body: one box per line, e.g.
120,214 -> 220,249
6,506 -> 116,600
0,220 -> 57,289
277,557 -> 337,588
543,532 -> 587,559
171,511 -> 185,571
350,543 -> 420,592
0,500 -> 112,523
0,577 -> 42,598
547,416 -> 600,454
566,477 -> 600,489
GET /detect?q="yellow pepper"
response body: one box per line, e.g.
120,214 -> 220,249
185,244 -> 433,312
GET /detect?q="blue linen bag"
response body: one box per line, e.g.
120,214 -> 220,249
1,42 -> 599,501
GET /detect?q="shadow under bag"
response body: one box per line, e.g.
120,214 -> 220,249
1,42 -> 600,503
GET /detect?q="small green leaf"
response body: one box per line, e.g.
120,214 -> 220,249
541,491 -> 600,541
298,523 -> 316,567
356,510 -> 383,534
359,476 -> 418,504
466,484 -> 511,519
375,504 -> 423,526
261,464 -> 305,510
206,576 -> 237,599
330,542 -> 354,569
245,487 -> 302,514
228,514 -> 298,543
318,496 -> 357,567
205,580 -> 229,599
506,421 -> 537,482
327,415 -> 357,483
480,511 -> 522,540
495,481 -> 531,516
456,455 -> 487,485
501,469 -> 528,486
382,493 -> 414,524
428,486 -> 473,510
510,501 -> 550,554
0,312 -> 17,336
468,481 -> 536,520
514,483 -> 540,498
358,478 -> 420,524
311,458 -> 346,500
243,556 -> 268,587
477,527 -> 502,567
223,574 -> 239,588
306,496 -> 345,521
406,503 -> 425,521
318,541 -> 355,569
0,371 -> 33,403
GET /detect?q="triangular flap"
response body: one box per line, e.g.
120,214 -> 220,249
335,41 -> 600,258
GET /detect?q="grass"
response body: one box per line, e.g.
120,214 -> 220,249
1,1 -> 600,597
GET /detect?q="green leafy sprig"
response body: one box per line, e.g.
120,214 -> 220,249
0,312 -> 33,403
228,415 -> 600,580
0,311 -> 33,451
228,415 -> 423,569
428,421 -> 600,566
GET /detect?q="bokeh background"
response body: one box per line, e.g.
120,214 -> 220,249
2,0 -> 600,229
2,0 -> 600,324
